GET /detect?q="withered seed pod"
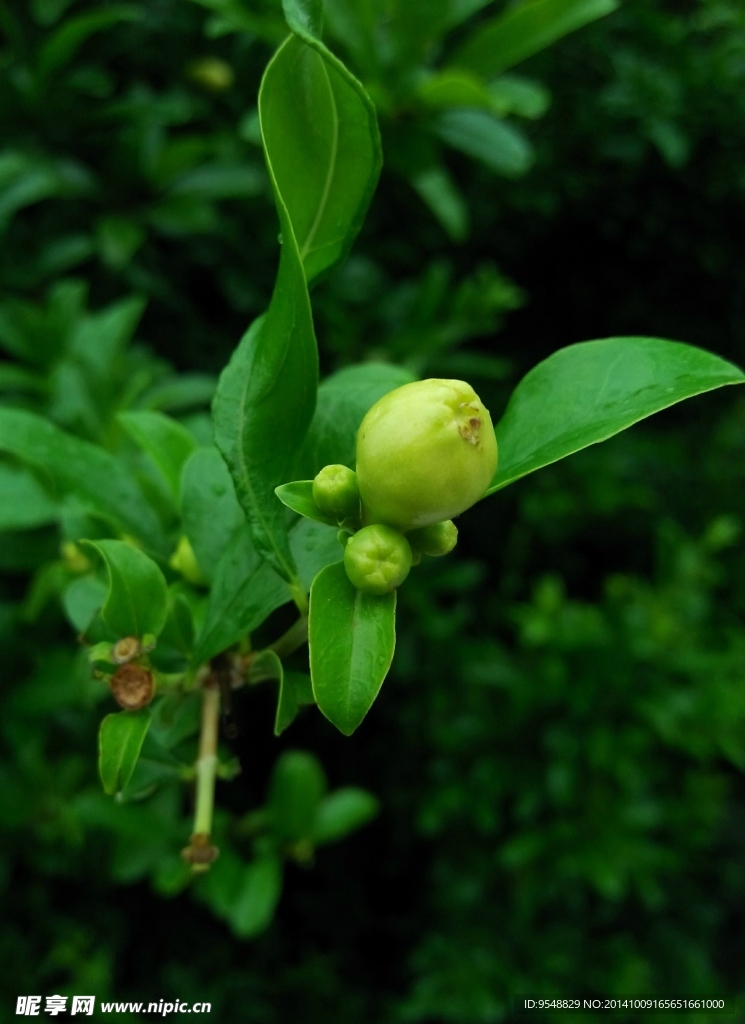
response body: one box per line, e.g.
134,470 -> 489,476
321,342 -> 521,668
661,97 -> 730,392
110,663 -> 154,711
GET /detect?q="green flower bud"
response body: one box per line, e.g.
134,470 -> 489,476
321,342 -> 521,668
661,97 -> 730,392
408,519 -> 458,557
169,535 -> 207,587
356,379 -> 498,530
343,525 -> 413,595
312,464 -> 361,519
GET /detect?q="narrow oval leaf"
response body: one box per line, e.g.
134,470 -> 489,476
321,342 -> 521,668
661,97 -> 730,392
268,749 -> 327,842
118,410 -> 197,500
312,787 -> 380,845
180,447 -> 245,583
0,409 -> 166,548
214,27 -> 380,586
275,481 -> 338,525
213,233 -> 315,585
309,562 -> 396,736
98,706 -> 152,796
487,337 -> 745,495
261,33 -> 381,285
433,109 -> 533,177
82,539 -> 169,639
448,0 -> 620,79
228,855 -> 283,938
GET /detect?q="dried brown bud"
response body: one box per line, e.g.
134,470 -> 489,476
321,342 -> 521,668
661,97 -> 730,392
181,832 -> 220,872
110,664 -> 154,710
112,636 -> 141,665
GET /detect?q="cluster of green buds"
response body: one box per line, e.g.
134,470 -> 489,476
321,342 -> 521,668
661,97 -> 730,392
306,379 -> 497,596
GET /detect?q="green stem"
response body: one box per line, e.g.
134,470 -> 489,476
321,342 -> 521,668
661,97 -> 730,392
193,684 -> 220,837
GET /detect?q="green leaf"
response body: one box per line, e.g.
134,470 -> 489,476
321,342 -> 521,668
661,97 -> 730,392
433,109 -> 533,177
298,362 -> 417,476
0,364 -> 47,394
139,374 -> 217,413
36,6 -> 139,80
290,516 -> 344,590
214,27 -> 381,583
98,707 -> 152,796
268,749 -> 327,842
0,462 -> 59,531
228,855 -> 283,938
411,166 -> 469,243
417,70 -> 497,112
195,526 -> 289,665
312,787 -> 380,845
180,447 -> 245,583
119,410 -> 197,501
448,0 -> 619,79
62,575 -> 108,634
309,562 -> 396,735
282,0 -> 323,39
0,409 -> 166,549
82,539 -> 169,639
275,481 -> 338,526
274,670 -> 315,736
213,237 -> 315,586
261,32 -> 381,285
487,338 -> 745,495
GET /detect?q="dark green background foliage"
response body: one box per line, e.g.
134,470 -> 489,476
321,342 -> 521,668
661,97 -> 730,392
2,0 -> 745,1020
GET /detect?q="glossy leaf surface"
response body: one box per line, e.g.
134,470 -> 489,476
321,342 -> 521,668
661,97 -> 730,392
309,562 -> 396,735
214,26 -> 380,584
82,539 -> 169,639
275,481 -> 337,526
98,706 -> 152,796
487,337 -> 745,495
180,447 -> 245,583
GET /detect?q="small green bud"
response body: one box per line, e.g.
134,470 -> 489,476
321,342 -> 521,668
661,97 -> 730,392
169,535 -> 207,586
356,379 -> 498,530
312,464 -> 360,519
343,525 -> 413,595
409,520 -> 458,557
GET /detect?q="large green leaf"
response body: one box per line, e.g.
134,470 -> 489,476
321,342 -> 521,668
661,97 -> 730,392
213,26 -> 381,585
309,562 -> 396,735
194,526 -> 289,665
82,539 -> 169,639
0,409 -> 166,548
98,707 -> 152,796
0,462 -> 58,531
263,31 -> 381,285
298,362 -> 416,476
487,337 -> 745,495
195,516 -> 341,665
118,410 -> 197,501
448,0 -> 619,79
180,447 -> 245,583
